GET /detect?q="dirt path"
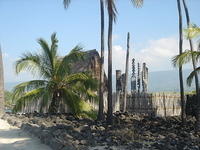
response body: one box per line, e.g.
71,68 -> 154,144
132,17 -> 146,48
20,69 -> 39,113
0,119 -> 52,150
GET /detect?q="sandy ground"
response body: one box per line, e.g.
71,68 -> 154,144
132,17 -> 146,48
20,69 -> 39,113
0,119 -> 52,150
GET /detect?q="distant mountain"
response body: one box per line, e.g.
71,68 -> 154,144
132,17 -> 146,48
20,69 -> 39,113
148,69 -> 195,92
5,69 -> 196,92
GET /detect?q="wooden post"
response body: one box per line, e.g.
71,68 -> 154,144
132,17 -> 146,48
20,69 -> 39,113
123,32 -> 130,112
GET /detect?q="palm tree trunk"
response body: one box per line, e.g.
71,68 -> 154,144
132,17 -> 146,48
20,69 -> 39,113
107,10 -> 113,124
182,0 -> 200,130
49,92 -> 60,113
123,32 -> 130,112
177,0 -> 186,124
98,0 -> 105,121
0,47 -> 4,115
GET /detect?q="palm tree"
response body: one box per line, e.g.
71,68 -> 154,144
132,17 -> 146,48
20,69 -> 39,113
173,50 -> 200,130
106,0 -> 116,124
106,0 -> 143,123
177,0 -> 186,123
182,0 -> 200,107
63,0 -> 105,120
0,46 -> 4,115
12,33 -> 97,115
98,0 -> 105,120
173,26 -> 200,130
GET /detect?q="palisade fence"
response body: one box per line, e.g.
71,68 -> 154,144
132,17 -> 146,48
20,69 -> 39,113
21,92 -> 182,117
113,92 -> 182,117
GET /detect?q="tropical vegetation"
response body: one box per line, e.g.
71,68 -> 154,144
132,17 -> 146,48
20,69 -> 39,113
4,91 -> 14,110
176,0 -> 186,123
12,33 -> 98,116
173,25 -> 200,129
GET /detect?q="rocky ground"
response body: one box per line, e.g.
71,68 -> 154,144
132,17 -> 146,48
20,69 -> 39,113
1,112 -> 200,150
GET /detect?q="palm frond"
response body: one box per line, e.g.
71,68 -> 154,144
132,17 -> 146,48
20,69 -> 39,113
63,0 -> 71,9
172,50 -> 200,67
12,80 -> 48,101
38,37 -> 54,73
62,88 -> 82,114
50,32 -> 58,60
69,74 -> 98,102
39,88 -> 52,113
187,66 -> 200,87
131,0 -> 143,8
56,45 -> 85,77
106,0 -> 118,22
13,88 -> 45,112
184,24 -> 200,39
82,74 -> 98,90
63,73 -> 89,85
15,52 -> 41,75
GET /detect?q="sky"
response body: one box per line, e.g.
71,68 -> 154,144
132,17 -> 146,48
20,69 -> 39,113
0,0 -> 200,83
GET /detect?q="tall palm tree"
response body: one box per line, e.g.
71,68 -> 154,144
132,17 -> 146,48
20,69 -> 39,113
98,0 -> 105,120
177,0 -> 186,123
182,0 -> 200,107
106,0 -> 116,124
12,33 -> 97,115
63,0 -> 105,120
173,27 -> 200,130
0,46 -> 4,115
106,0 -> 143,123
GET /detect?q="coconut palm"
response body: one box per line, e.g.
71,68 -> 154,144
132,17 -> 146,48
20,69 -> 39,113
98,0 -> 105,120
173,26 -> 200,130
63,0 -> 105,120
106,0 -> 143,123
173,50 -> 200,129
176,0 -> 186,123
0,47 -> 4,114
12,33 -> 97,115
182,0 -> 200,108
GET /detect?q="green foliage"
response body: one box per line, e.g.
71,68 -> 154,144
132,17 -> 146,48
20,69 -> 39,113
184,24 -> 200,39
13,33 -> 98,115
172,25 -> 200,87
185,91 -> 196,95
4,91 -> 14,109
79,110 -> 98,120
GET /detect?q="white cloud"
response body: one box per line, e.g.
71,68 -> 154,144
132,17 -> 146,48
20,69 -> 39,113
3,36 -> 193,83
104,36 -> 191,75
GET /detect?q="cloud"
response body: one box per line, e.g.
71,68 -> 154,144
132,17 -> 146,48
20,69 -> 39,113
3,36 -> 192,82
104,36 -> 191,74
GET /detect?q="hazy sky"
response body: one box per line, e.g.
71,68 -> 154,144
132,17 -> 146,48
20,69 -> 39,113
1,0 -> 200,82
